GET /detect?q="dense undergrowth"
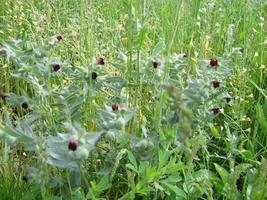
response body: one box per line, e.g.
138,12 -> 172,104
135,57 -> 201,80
0,0 -> 267,199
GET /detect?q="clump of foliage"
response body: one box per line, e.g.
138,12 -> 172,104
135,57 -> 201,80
0,0 -> 266,199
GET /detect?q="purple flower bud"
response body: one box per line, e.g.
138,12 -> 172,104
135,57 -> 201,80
112,103 -> 119,111
56,35 -> 63,41
211,108 -> 220,115
22,175 -> 30,182
92,72 -> 98,80
21,102 -> 28,109
224,97 -> 231,103
52,63 -> 60,72
211,80 -> 220,88
210,58 -> 218,66
68,138 -> 78,151
97,57 -> 105,65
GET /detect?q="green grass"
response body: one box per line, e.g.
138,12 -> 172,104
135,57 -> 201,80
0,0 -> 267,199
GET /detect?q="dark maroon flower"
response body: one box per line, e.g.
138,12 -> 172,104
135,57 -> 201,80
0,48 -> 6,55
68,138 -> 78,151
22,175 -> 30,182
210,58 -> 218,66
92,72 -> 97,80
211,108 -> 220,115
112,103 -> 119,111
21,102 -> 28,109
152,58 -> 161,69
97,57 -> 105,65
52,63 -> 60,72
56,35 -> 63,41
224,97 -> 231,103
211,80 -> 220,88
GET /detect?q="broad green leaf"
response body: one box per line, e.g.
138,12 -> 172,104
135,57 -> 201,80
110,148 -> 127,181
161,182 -> 187,199
96,175 -> 111,193
208,123 -> 219,137
126,163 -> 139,173
145,167 -> 158,181
214,163 -> 229,184
164,174 -> 182,183
127,150 -> 138,170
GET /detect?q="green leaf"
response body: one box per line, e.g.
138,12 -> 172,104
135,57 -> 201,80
152,39 -> 165,57
164,174 -> 182,183
44,196 -> 62,200
234,163 -> 252,176
214,163 -> 229,184
208,123 -> 219,137
161,182 -> 187,199
126,163 -> 139,173
145,167 -> 158,181
127,150 -> 138,170
110,148 -> 127,182
158,147 -> 170,168
96,175 -> 111,193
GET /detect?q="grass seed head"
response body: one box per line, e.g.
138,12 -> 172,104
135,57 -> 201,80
1,94 -> 7,101
0,48 -> 6,55
0,88 -> 7,102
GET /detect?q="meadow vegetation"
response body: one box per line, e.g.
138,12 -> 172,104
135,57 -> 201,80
0,0 -> 267,199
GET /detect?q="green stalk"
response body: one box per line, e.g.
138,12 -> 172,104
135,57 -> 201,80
153,0 -> 184,131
